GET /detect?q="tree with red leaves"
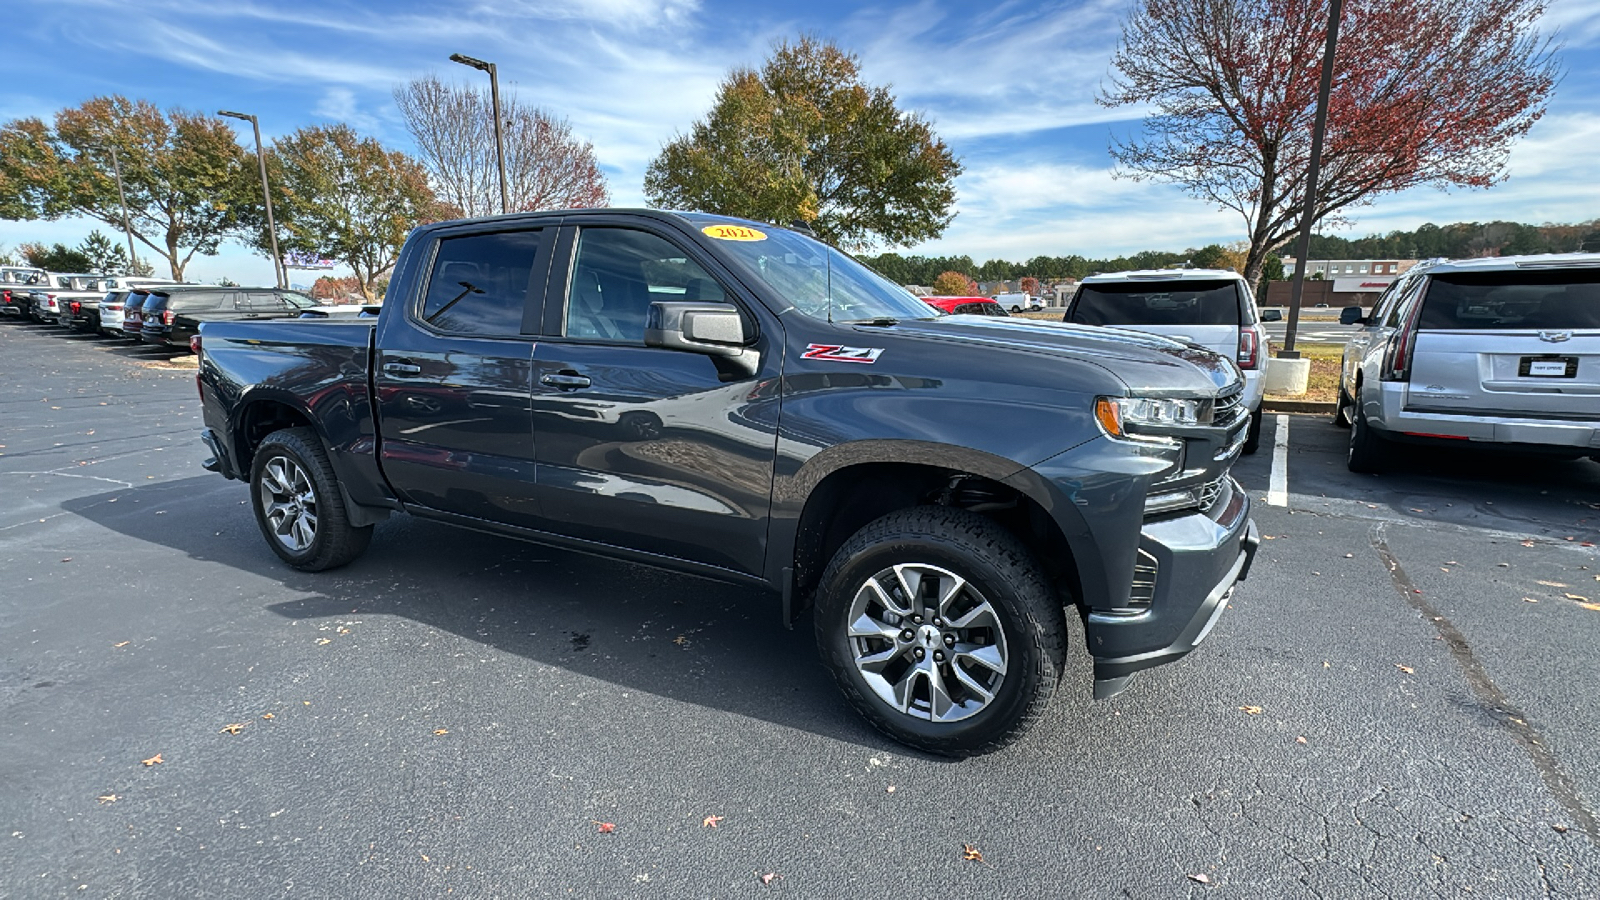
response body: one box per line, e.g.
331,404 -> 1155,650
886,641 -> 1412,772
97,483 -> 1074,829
1101,0 -> 1559,289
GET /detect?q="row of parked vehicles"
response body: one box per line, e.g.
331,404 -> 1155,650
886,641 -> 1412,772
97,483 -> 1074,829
0,266 -> 337,349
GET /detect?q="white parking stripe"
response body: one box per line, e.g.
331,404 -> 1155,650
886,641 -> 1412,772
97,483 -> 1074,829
1268,415 -> 1290,507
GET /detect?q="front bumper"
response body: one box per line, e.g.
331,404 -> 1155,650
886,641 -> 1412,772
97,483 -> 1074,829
1086,481 -> 1258,697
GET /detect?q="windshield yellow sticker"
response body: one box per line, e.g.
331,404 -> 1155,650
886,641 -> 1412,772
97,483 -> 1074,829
702,224 -> 767,242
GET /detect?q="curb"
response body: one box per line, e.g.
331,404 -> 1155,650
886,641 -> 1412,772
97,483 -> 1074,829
1262,399 -> 1336,414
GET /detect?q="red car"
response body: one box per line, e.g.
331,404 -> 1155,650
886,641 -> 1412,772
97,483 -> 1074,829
922,296 -> 1009,317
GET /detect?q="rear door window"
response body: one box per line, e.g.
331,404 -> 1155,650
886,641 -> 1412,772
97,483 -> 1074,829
1419,269 -> 1600,330
241,291 -> 287,312
421,228 -> 548,336
171,292 -> 226,312
1069,280 -> 1243,326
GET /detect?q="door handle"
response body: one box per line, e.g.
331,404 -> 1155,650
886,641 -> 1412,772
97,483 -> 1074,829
540,372 -> 591,390
383,362 -> 423,376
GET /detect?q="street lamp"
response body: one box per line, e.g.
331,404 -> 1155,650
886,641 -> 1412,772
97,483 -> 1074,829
1280,0 -> 1344,358
90,145 -> 139,276
449,52 -> 510,215
219,110 -> 284,289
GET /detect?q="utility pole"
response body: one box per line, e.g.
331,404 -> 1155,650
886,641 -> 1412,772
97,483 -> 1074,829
450,53 -> 510,214
219,110 -> 284,288
1280,0 -> 1343,359
99,146 -> 139,275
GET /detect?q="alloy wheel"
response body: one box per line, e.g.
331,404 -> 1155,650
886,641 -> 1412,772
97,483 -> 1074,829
258,456 -> 318,553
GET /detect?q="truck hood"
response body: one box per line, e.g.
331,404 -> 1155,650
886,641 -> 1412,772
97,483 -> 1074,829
873,315 -> 1242,396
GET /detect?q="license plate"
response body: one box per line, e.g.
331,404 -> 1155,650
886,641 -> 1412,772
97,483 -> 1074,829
1520,356 -> 1576,378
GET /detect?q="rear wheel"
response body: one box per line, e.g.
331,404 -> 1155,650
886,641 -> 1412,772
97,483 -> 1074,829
813,506 -> 1066,757
1242,407 -> 1264,455
1332,375 -> 1354,428
1346,385 -> 1387,473
250,427 -> 372,571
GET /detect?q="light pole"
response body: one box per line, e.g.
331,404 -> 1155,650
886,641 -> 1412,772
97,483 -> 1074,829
449,52 -> 510,215
219,110 -> 284,289
1280,0 -> 1343,359
93,145 -> 139,276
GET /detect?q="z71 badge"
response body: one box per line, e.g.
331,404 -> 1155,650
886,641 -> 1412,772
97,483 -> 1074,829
802,344 -> 883,364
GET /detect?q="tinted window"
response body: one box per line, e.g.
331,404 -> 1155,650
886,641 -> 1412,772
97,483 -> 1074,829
1382,278 -> 1424,328
170,292 -> 227,312
282,291 -> 318,309
242,291 -> 286,312
952,302 -> 1008,317
1418,269 -> 1600,330
1069,280 -> 1242,326
565,228 -> 727,342
422,229 -> 545,336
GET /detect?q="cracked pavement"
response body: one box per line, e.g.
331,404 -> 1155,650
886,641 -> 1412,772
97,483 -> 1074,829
1,322 -> 1597,897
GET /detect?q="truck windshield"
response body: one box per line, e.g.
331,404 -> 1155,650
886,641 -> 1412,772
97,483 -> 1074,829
1069,280 -> 1242,326
686,217 -> 936,323
1419,269 -> 1600,330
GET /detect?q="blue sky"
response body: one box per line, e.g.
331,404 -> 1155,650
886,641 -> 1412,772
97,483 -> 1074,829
4,0 -> 1599,284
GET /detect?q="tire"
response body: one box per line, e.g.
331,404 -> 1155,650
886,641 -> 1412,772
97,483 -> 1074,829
813,506 -> 1067,757
1331,376 -> 1353,428
249,427 -> 372,571
1346,385 -> 1386,474
1241,407 -> 1264,455
1010,306 -> 1021,313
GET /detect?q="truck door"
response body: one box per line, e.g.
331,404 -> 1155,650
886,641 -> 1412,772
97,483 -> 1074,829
529,223 -> 779,577
374,225 -> 554,528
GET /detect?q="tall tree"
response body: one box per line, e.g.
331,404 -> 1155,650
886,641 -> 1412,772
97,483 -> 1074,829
77,230 -> 130,274
19,242 -> 93,272
265,124 -> 442,300
645,36 -> 961,250
0,96 -> 254,280
394,75 -> 609,217
1100,0 -> 1558,288
932,271 -> 975,295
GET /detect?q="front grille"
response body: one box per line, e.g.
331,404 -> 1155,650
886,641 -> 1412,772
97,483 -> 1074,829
1212,388 -> 1244,424
1129,548 -> 1159,609
1198,476 -> 1225,511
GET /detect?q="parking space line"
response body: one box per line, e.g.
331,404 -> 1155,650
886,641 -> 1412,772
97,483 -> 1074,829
1267,415 -> 1289,507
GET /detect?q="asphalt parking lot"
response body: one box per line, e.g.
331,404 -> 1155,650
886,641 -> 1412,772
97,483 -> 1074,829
3,320 -> 1597,898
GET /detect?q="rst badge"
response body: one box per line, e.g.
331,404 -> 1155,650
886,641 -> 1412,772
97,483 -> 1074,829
802,344 -> 883,364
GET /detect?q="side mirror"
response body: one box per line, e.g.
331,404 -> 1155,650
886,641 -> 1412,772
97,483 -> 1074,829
1338,306 -> 1366,326
1260,308 -> 1283,322
645,301 -> 758,376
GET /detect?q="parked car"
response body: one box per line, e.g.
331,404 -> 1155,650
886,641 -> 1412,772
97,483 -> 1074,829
1064,269 -> 1268,454
993,292 -> 1042,313
195,209 -> 1258,757
1335,253 -> 1600,471
61,277 -> 175,332
1,267 -> 47,318
922,296 -> 1009,316
24,273 -> 101,323
140,286 -> 322,349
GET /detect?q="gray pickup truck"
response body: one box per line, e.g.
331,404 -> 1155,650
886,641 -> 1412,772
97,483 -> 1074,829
194,209 -> 1258,755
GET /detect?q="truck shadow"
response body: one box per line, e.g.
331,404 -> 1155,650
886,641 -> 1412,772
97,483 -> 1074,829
60,475 -> 913,755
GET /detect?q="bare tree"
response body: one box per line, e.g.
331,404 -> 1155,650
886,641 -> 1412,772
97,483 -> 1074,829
395,75 -> 610,217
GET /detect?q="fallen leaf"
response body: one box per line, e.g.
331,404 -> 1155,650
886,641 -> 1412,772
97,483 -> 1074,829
961,843 -> 984,862
433,728 -> 449,736
1552,823 -> 1569,833
885,785 -> 896,793
420,853 -> 430,862
1188,873 -> 1213,884
1523,597 -> 1538,603
1396,664 -> 1414,674
60,558 -> 72,563
1323,661 -> 1330,669
1579,602 -> 1600,612
1537,580 -> 1568,588
1239,705 -> 1262,715
1295,736 -> 1307,745
702,815 -> 724,828
1497,563 -> 1509,567
1564,594 -> 1590,602
141,754 -> 163,767
219,723 -> 245,735
595,821 -> 615,834
1410,508 -> 1425,513
673,635 -> 689,646
1521,540 -> 1536,547
260,713 -> 274,719
1262,535 -> 1276,540
97,794 -> 119,804
112,641 -> 130,648
1343,553 -> 1354,558
314,638 -> 331,645
758,872 -> 780,885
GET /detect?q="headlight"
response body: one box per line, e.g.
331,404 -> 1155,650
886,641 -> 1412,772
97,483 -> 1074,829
1094,396 -> 1208,441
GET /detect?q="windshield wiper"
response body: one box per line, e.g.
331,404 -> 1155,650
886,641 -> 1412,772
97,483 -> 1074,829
844,317 -> 898,326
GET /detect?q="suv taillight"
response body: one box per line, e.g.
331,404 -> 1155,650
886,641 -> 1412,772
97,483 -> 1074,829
1381,284 -> 1427,382
162,309 -> 175,326
1237,329 -> 1259,370
70,301 -> 81,314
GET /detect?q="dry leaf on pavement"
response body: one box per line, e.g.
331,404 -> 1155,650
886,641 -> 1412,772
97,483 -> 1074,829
97,794 -> 119,804
261,713 -> 274,719
433,728 -> 449,735
1238,705 -> 1263,715
141,754 -> 163,766
595,821 -> 616,834
219,723 -> 245,735
758,872 -> 780,885
702,815 -> 724,828
1188,873 -> 1213,884
112,641 -> 130,648
1537,580 -> 1568,588
962,843 -> 984,862
1395,664 -> 1414,674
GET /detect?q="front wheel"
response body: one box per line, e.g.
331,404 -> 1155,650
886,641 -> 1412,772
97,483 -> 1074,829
250,427 -> 372,571
813,506 -> 1067,757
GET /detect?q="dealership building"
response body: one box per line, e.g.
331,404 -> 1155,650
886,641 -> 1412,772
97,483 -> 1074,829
1266,258 -> 1421,308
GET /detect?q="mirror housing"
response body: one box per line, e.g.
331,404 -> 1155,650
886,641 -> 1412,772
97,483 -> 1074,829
1338,305 -> 1366,326
645,302 -> 758,376
1259,308 -> 1283,322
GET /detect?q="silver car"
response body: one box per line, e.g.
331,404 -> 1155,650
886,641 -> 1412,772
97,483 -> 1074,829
1335,253 -> 1600,471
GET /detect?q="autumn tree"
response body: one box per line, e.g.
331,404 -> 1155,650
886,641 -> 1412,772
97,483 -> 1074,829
932,271 -> 975,295
395,75 -> 609,217
263,125 -> 441,300
0,96 -> 254,280
19,242 -> 93,272
645,36 -> 961,250
1019,276 -> 1040,297
1101,0 -> 1558,289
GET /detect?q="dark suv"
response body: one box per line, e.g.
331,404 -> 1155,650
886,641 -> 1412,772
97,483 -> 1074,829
140,287 -> 320,349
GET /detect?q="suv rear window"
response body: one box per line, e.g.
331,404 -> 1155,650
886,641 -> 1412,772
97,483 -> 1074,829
1419,269 -> 1600,330
1069,280 -> 1243,326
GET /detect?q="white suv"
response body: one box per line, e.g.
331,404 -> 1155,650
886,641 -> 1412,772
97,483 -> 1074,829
1335,253 -> 1600,471
1064,269 -> 1268,453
